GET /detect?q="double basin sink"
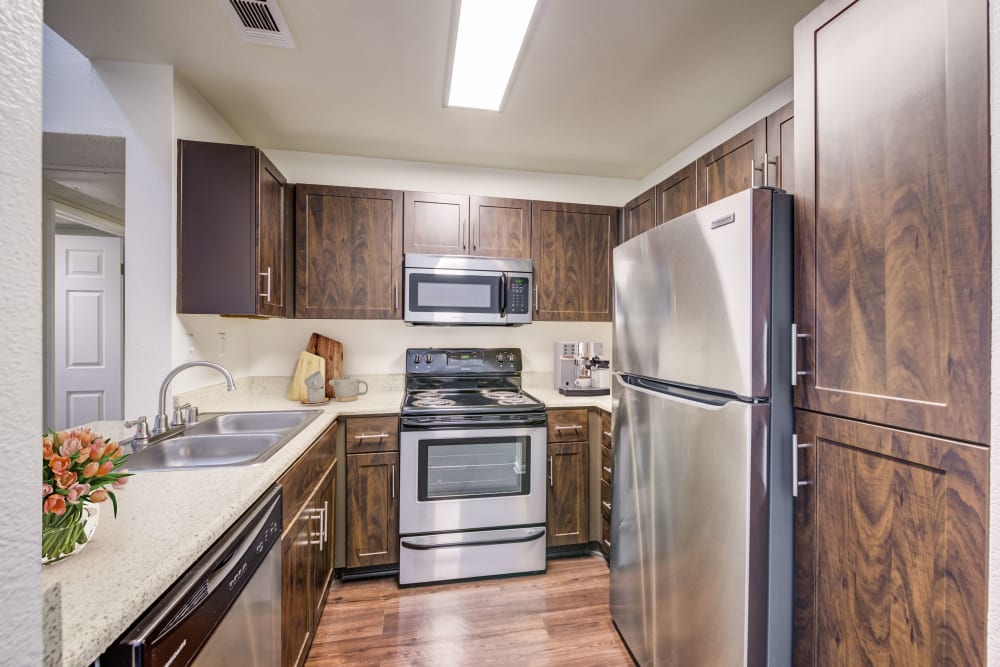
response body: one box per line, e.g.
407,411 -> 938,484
125,410 -> 321,472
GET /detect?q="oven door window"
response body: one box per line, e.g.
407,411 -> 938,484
418,436 -> 530,501
408,272 -> 501,313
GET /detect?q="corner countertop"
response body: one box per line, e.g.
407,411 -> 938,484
42,384 -> 612,667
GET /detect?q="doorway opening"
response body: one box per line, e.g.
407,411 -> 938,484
43,132 -> 125,429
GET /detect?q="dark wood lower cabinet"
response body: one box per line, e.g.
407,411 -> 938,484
546,440 -> 589,547
345,451 -> 399,569
282,505 -> 314,667
793,410 -> 987,666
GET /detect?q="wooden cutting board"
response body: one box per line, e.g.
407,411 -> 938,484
288,351 -> 325,401
307,333 -> 344,398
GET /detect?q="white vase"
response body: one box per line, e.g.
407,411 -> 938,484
42,502 -> 100,564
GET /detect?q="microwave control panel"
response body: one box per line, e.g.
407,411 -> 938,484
506,274 -> 531,316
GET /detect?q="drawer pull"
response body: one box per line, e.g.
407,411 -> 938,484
354,432 -> 389,440
554,425 -> 582,431
602,501 -> 612,511
602,431 -> 612,438
602,466 -> 612,475
603,539 -> 610,548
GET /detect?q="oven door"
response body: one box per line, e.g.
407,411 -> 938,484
400,422 -> 547,534
404,268 -> 505,325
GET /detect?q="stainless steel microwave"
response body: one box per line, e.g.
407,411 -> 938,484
403,254 -> 533,325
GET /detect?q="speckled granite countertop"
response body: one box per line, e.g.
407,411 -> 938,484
42,379 -> 612,667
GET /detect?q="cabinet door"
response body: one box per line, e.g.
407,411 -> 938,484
281,512 -> 314,667
295,185 -> 403,319
546,441 -> 589,547
793,0 -> 989,443
765,101 -> 794,193
346,452 -> 399,569
312,473 -> 335,623
470,195 -> 530,258
793,410 -> 987,666
655,161 -> 697,225
621,188 -> 656,244
403,191 -> 469,255
256,150 -> 292,318
531,201 -> 617,321
696,119 -> 766,206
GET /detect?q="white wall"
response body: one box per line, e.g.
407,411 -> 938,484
0,0 -> 43,664
43,28 -> 175,418
988,2 -> 999,664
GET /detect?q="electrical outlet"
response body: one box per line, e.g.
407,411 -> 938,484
185,334 -> 195,359
217,332 -> 226,356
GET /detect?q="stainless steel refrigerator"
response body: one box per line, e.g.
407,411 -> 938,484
609,187 -> 793,666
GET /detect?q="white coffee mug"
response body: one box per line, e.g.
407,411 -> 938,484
574,377 -> 593,388
331,378 -> 369,401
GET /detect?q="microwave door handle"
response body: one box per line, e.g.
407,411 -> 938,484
499,273 -> 506,316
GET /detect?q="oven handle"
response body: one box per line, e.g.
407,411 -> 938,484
400,415 -> 548,429
499,273 -> 506,316
400,528 -> 546,551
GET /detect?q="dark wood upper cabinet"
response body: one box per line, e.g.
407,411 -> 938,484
793,410 -> 987,665
765,101 -> 794,193
403,191 -> 469,255
470,195 -> 531,258
404,192 -> 530,259
531,201 -> 617,322
295,185 -> 403,319
696,119 -> 766,207
793,0 -> 990,444
620,188 -> 656,244
177,140 -> 293,316
655,161 -> 698,225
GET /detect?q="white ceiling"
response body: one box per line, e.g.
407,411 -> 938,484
44,0 -> 821,179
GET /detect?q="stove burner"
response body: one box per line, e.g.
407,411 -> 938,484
412,397 -> 457,408
484,391 -> 523,400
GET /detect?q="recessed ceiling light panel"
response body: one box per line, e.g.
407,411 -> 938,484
447,0 -> 539,111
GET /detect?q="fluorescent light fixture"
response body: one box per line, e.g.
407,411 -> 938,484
447,0 -> 538,111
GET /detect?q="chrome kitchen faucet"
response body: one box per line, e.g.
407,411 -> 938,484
152,361 -> 237,434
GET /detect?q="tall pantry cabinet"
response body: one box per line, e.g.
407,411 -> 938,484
791,0 -> 990,664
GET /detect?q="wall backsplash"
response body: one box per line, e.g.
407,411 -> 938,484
175,315 -> 611,393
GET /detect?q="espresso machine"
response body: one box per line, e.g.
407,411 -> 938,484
554,341 -> 611,396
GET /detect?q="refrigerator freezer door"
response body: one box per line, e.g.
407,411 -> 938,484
610,376 -> 770,666
612,188 -> 771,399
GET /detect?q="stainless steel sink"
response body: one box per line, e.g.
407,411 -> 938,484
185,410 -> 318,435
126,409 -> 321,472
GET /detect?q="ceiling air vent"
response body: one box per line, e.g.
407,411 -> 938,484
222,0 -> 297,49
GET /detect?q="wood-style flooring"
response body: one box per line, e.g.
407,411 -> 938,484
305,555 -> 633,666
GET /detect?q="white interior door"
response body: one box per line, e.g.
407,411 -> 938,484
54,234 -> 123,428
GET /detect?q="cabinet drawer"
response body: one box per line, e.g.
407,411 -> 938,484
601,517 -> 611,555
600,479 -> 612,519
346,415 -> 399,453
601,446 -> 613,484
600,410 -> 612,447
547,409 -> 589,443
278,419 -> 337,531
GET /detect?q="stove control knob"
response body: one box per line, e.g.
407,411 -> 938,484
495,353 -> 503,363
424,353 -> 432,364
412,354 -> 420,364
506,352 -> 515,363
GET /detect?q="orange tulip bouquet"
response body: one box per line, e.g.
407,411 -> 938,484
42,427 -> 131,563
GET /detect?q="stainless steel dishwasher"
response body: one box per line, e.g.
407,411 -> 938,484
103,486 -> 282,666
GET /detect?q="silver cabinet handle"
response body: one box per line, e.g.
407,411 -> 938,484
354,433 -> 389,440
602,466 -> 612,475
602,501 -> 612,511
603,539 -> 610,548
393,281 -> 399,312
602,431 -> 612,438
766,152 -> 779,188
534,285 -> 539,313
309,507 -> 323,547
320,500 -> 329,551
548,456 -> 554,487
462,219 -> 468,250
472,219 -> 479,252
751,158 -> 764,187
792,434 -> 814,497
258,266 -> 272,303
791,323 -> 809,386
390,464 -> 396,500
554,424 -> 582,431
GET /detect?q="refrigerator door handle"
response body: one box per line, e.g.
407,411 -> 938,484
616,373 -> 730,410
